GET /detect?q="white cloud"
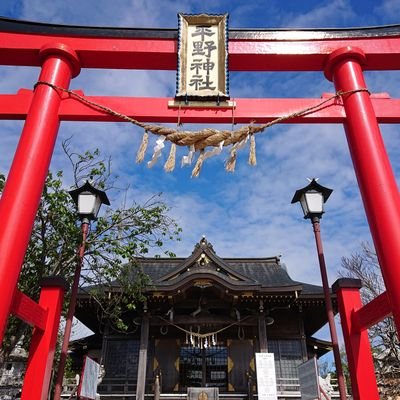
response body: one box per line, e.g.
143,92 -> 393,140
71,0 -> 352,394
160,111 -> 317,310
280,0 -> 356,28
374,0 -> 400,23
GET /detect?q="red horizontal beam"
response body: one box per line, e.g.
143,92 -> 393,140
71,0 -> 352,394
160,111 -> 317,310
1,31 -> 400,71
354,291 -> 392,332
229,38 -> 400,71
0,89 -> 399,124
11,289 -> 48,330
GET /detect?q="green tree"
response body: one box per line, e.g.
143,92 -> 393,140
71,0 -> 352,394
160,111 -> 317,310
340,242 -> 400,398
0,144 -> 181,364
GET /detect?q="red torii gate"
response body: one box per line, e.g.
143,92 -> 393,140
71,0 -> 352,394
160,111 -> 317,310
1,17 -> 400,399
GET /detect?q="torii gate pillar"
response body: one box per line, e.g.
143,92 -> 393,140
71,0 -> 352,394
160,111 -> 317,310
325,46 -> 400,334
0,43 -> 80,344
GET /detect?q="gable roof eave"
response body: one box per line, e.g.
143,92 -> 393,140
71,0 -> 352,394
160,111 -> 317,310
155,238 -> 254,284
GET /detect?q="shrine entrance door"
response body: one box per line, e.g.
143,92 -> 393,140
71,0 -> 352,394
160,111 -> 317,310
179,344 -> 228,390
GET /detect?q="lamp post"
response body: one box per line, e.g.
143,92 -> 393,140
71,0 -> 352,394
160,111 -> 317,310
291,179 -> 347,400
53,181 -> 110,400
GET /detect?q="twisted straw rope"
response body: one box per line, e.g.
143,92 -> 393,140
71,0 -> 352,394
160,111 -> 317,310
34,81 -> 369,152
156,315 -> 252,338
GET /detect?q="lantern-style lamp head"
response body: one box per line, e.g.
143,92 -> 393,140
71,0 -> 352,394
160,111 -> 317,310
69,181 -> 110,221
291,178 -> 333,220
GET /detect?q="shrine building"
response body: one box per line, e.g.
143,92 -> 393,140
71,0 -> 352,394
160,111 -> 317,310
75,237 -> 332,399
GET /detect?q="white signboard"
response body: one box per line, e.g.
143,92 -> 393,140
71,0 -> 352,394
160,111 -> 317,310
176,14 -> 229,99
186,24 -> 219,95
298,357 -> 320,400
78,356 -> 100,400
255,353 -> 278,400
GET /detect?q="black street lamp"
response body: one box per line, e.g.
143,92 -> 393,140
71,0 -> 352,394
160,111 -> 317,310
291,179 -> 347,400
68,180 -> 110,221
54,181 -> 110,400
291,178 -> 332,221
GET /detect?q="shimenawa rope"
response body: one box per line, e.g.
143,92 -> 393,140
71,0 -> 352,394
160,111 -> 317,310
33,81 -> 369,176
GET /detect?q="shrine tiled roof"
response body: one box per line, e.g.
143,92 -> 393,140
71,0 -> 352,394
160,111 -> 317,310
134,237 -> 324,297
76,238 -> 328,335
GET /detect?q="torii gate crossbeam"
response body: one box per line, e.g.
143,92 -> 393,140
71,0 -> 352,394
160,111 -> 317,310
1,17 -> 400,399
1,90 -> 400,123
1,18 -> 400,71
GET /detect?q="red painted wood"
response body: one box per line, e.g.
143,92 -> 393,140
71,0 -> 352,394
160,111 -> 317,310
326,47 -> 400,336
354,291 -> 391,332
53,221 -> 89,400
21,279 -> 67,400
11,289 -> 48,331
333,281 -> 379,400
1,89 -> 400,124
2,31 -> 400,70
0,44 -> 79,345
0,23 -> 400,400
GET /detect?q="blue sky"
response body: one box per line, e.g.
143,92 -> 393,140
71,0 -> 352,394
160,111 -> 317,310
1,0 -> 400,345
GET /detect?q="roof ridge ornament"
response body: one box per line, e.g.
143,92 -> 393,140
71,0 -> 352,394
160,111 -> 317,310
192,235 -> 215,253
197,253 -> 210,267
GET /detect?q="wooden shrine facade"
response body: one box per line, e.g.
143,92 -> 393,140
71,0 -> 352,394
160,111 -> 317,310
76,238 -> 331,399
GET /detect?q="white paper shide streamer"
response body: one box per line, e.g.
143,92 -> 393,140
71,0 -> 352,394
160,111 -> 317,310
147,136 -> 166,168
181,145 -> 195,167
203,141 -> 224,161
